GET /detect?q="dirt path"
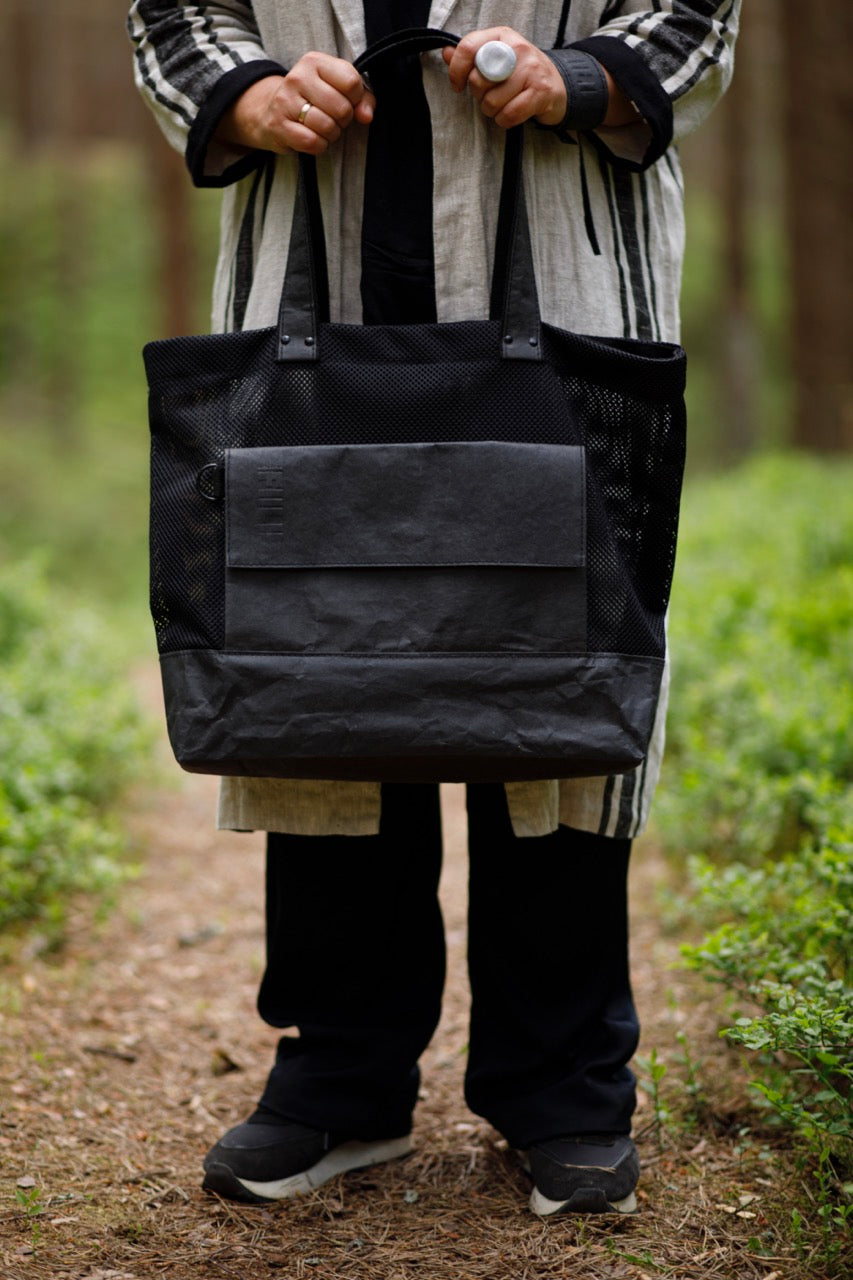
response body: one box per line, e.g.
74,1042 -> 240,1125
1,680 -> 807,1279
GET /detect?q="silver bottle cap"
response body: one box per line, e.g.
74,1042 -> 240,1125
474,40 -> 518,84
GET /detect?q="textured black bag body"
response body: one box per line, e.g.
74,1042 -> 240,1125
143,30 -> 686,784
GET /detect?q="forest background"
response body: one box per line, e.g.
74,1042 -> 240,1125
0,3 -> 850,1279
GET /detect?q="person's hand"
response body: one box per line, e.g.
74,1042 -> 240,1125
216,53 -> 376,156
442,27 -> 567,128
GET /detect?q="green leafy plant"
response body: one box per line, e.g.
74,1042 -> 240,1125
637,1047 -> 670,1147
0,558 -> 151,933
674,1027 -> 707,1125
658,456 -> 853,1268
681,840 -> 852,1179
14,1183 -> 44,1252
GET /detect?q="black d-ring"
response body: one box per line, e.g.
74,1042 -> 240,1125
196,461 -> 224,502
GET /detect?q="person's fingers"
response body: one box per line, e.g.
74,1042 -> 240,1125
354,92 -> 376,125
262,53 -> 376,154
442,40 -> 474,92
471,71 -> 550,123
286,53 -> 371,126
282,120 -> 333,155
294,129 -> 330,155
221,54 -> 374,156
315,56 -> 371,108
443,30 -> 566,130
466,66 -> 516,108
292,104 -> 343,144
285,77 -> 354,129
491,88 -> 543,130
442,28 -> 518,92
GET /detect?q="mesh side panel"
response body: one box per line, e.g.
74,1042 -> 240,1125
557,373 -> 685,654
146,319 -> 685,656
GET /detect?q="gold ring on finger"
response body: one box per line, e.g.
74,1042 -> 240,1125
297,101 -> 313,125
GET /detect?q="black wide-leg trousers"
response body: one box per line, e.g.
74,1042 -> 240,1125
258,783 -> 638,1149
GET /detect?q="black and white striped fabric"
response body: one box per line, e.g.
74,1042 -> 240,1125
128,0 -> 738,841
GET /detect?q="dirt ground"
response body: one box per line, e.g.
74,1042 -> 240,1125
0,682 -> 839,1279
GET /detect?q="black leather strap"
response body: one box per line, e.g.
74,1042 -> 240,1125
355,26 -> 460,77
490,125 -> 542,360
276,27 -> 541,363
276,151 -> 329,361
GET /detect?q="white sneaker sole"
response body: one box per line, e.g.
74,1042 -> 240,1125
530,1185 -> 638,1216
235,1134 -> 413,1200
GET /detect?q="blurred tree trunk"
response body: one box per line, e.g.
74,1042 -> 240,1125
7,3 -> 39,149
47,165 -> 86,443
720,15 -> 757,456
49,6 -> 91,441
780,1 -> 852,451
144,118 -> 196,338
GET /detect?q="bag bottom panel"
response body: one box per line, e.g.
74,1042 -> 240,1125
160,650 -> 664,782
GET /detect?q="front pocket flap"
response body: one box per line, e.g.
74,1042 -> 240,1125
226,442 -> 585,569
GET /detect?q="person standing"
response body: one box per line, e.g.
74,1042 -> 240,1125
128,0 -> 738,1216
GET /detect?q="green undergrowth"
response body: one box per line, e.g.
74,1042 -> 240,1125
0,558 -> 152,936
680,840 -> 853,1264
657,453 -> 853,1266
660,452 -> 853,863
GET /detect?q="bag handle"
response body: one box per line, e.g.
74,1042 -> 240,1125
555,1 -> 572,49
276,28 -> 542,364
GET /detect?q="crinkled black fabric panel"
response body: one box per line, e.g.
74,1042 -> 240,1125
225,565 -> 588,655
145,317 -> 685,661
160,649 -> 664,781
223,440 -> 587,655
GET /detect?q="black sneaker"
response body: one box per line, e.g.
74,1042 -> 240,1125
202,1110 -> 413,1203
522,1134 -> 639,1216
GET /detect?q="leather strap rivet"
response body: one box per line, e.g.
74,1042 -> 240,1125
528,336 -> 539,347
281,334 -> 290,345
504,334 -> 513,344
304,336 -> 314,346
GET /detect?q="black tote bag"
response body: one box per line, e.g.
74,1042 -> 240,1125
143,29 -> 686,784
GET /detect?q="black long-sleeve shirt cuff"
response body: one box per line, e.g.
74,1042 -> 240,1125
571,36 -> 673,171
186,59 -> 288,189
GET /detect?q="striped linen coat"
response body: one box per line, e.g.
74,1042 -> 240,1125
128,0 -> 739,840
